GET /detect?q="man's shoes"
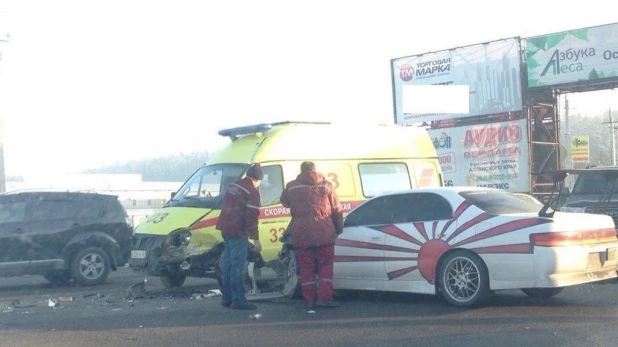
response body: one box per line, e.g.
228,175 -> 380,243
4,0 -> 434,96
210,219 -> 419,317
221,301 -> 232,308
230,303 -> 257,310
316,300 -> 341,308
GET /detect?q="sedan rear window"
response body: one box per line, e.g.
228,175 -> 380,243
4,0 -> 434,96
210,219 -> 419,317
459,190 -> 542,214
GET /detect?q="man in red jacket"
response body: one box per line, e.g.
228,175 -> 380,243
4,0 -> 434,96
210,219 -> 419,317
216,164 -> 263,310
280,161 -> 344,309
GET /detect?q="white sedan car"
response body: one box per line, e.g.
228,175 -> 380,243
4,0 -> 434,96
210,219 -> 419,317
283,187 -> 618,307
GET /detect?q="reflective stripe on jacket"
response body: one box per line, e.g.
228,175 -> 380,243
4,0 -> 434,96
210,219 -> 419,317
216,177 -> 261,240
280,171 -> 343,248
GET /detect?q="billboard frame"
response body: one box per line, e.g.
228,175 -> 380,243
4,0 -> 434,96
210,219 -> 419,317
391,36 -> 524,124
525,21 -> 618,91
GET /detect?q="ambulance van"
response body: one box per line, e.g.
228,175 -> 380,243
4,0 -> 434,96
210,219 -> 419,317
129,121 -> 443,288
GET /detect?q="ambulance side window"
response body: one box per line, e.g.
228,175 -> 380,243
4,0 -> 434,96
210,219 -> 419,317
359,163 -> 411,198
259,165 -> 284,206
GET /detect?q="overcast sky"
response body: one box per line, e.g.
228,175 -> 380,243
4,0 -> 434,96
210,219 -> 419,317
0,0 -> 617,176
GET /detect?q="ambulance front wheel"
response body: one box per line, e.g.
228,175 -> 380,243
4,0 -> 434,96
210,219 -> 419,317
214,252 -> 254,293
282,249 -> 301,299
160,272 -> 186,288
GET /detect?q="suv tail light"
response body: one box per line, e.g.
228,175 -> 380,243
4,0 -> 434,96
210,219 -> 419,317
531,228 -> 617,247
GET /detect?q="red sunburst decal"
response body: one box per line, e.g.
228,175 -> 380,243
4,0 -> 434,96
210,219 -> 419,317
335,201 -> 549,282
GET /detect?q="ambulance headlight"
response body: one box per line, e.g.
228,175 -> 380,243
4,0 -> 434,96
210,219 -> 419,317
169,229 -> 192,247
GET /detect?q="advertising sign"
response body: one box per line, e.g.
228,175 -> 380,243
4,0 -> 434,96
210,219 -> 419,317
526,23 -> 618,88
427,119 -> 529,192
392,38 -> 523,124
570,134 -> 590,163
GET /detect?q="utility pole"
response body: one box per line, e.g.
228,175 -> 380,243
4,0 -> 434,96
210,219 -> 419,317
565,95 -> 571,169
609,107 -> 616,166
602,107 -> 617,166
0,34 -> 7,193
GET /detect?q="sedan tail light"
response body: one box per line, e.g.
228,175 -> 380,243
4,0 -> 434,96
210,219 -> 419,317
531,228 -> 617,247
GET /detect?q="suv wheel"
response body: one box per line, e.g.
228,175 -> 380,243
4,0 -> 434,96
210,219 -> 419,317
70,247 -> 111,286
44,270 -> 72,284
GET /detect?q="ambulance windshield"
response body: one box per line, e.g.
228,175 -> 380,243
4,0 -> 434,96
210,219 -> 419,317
167,164 -> 248,208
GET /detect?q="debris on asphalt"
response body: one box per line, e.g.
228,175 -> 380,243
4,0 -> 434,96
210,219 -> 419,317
249,313 -> 262,320
126,278 -> 148,300
48,298 -> 58,308
83,293 -> 105,299
156,307 -> 166,310
246,291 -> 285,301
58,296 -> 74,302
6,299 -> 35,310
191,289 -> 223,300
13,303 -> 36,309
307,310 -> 315,314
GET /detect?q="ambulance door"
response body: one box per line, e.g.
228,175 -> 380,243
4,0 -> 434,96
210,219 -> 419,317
315,161 -> 357,214
257,164 -> 287,262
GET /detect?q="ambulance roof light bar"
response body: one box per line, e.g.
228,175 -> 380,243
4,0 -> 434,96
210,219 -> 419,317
218,123 -> 273,140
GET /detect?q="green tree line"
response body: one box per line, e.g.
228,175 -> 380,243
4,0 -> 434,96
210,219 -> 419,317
83,151 -> 211,182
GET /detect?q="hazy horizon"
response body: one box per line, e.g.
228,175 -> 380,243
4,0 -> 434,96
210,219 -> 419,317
1,0 -> 617,177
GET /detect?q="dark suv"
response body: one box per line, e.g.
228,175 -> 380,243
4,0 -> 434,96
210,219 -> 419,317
560,167 -> 618,228
0,190 -> 133,286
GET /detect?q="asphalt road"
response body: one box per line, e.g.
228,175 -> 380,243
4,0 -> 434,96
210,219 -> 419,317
1,268 -> 618,347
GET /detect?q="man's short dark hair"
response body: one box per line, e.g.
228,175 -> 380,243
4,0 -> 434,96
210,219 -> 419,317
300,161 -> 316,173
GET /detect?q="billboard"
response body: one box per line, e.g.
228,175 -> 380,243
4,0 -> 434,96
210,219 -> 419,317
526,23 -> 618,88
392,38 -> 523,124
427,119 -> 529,192
570,135 -> 590,163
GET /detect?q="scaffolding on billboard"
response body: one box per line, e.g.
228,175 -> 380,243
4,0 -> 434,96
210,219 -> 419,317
525,89 -> 560,200
392,22 -> 618,201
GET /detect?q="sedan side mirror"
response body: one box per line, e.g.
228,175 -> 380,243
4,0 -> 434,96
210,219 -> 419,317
170,192 -> 176,199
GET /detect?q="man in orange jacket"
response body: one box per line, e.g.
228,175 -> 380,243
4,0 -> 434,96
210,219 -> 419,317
216,164 -> 263,310
280,161 -> 344,309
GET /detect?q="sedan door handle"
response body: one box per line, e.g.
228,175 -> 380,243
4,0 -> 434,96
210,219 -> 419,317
13,228 -> 27,234
72,223 -> 81,228
370,236 -> 383,241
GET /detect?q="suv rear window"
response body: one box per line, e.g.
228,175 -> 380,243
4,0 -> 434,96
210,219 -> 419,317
459,190 -> 542,214
30,195 -> 105,221
572,173 -> 618,194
